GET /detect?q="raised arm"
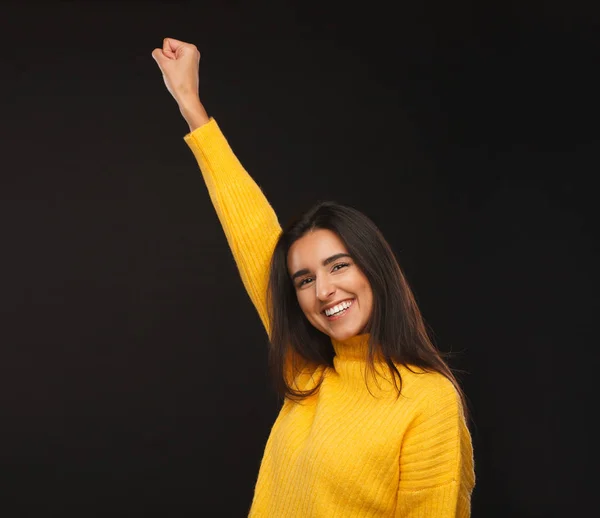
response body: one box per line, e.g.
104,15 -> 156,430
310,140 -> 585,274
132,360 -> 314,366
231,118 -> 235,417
152,38 -> 281,335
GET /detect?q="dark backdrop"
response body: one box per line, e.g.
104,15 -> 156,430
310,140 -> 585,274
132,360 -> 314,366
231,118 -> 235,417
1,1 -> 597,517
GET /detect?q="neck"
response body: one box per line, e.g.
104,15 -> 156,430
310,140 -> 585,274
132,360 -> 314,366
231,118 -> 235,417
330,333 -> 374,361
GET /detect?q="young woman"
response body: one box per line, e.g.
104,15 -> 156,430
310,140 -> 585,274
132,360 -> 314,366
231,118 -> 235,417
152,38 -> 475,517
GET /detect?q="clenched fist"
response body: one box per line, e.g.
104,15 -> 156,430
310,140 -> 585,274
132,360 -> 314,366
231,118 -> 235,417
152,37 -> 208,132
152,37 -> 200,104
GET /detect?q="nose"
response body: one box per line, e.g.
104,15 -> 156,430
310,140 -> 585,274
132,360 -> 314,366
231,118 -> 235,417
316,275 -> 336,301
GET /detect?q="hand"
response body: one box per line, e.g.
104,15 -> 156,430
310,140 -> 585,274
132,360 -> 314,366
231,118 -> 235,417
152,37 -> 201,106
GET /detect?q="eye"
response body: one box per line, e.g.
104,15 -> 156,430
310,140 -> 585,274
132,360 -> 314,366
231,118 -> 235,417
298,277 -> 313,287
332,262 -> 350,272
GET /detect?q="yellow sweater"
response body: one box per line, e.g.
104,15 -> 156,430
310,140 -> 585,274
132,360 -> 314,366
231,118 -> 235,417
183,119 -> 475,517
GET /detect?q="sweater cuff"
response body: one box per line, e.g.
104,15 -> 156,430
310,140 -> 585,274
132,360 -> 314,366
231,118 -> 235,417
183,117 -> 218,143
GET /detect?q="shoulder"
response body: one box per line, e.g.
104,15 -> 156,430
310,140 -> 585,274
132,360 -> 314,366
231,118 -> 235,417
394,364 -> 462,414
396,364 -> 457,393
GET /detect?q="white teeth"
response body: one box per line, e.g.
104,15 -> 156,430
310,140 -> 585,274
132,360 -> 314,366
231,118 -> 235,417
325,300 -> 353,317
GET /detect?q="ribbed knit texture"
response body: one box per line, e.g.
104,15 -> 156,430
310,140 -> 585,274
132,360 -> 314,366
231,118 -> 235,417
184,119 -> 475,517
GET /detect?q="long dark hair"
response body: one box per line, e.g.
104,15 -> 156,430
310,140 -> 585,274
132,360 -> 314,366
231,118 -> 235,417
266,201 -> 468,417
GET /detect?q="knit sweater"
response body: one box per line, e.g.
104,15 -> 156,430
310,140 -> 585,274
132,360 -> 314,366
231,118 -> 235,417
183,119 -> 475,517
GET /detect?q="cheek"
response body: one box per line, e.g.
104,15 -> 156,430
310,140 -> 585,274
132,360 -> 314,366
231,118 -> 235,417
353,272 -> 370,292
296,291 -> 313,315
357,277 -> 373,307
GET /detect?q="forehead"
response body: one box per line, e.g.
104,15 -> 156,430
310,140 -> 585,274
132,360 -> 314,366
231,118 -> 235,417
287,229 -> 348,270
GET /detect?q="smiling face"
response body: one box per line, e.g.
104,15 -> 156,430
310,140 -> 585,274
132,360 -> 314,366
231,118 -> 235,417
287,229 -> 373,341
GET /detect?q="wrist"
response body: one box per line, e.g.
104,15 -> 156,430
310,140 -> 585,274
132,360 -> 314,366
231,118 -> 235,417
178,96 -> 209,132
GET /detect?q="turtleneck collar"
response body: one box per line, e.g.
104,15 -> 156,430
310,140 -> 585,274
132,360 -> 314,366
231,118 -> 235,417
330,333 -> 373,361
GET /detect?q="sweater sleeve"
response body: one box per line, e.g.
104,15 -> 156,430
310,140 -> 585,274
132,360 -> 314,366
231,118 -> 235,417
395,376 -> 475,517
183,118 -> 282,336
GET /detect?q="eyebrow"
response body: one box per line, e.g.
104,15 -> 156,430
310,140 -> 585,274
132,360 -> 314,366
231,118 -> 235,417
290,253 -> 352,281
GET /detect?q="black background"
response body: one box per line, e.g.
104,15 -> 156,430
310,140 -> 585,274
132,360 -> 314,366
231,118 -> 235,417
1,1 -> 598,516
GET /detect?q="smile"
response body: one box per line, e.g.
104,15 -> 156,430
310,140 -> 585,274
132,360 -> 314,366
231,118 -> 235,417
323,299 -> 354,320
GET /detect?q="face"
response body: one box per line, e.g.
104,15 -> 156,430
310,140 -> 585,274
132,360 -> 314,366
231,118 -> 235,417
287,229 -> 373,341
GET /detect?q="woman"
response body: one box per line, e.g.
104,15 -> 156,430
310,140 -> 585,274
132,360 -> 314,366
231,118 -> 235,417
152,37 -> 475,517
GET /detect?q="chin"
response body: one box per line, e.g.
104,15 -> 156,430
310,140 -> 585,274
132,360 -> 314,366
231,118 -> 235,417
327,326 -> 363,341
